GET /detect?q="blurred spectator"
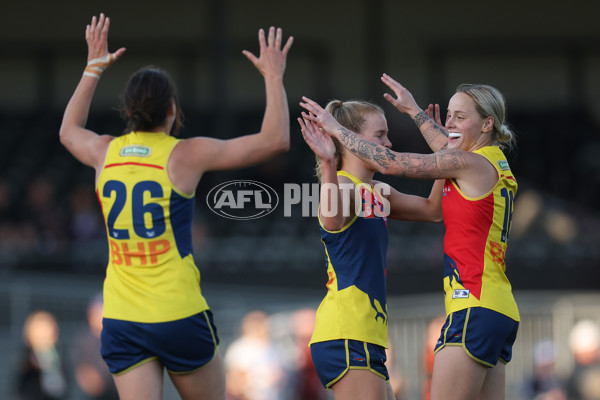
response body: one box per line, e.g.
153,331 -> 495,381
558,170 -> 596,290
22,176 -> 67,256
523,339 -> 567,400
14,310 -> 68,400
67,183 -> 104,244
224,310 -> 285,400
72,293 -> 118,399
0,178 -> 14,221
0,178 -> 37,264
567,319 -> 600,400
0,178 -> 18,265
422,315 -> 446,400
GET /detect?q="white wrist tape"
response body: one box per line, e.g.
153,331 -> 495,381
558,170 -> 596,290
84,53 -> 116,79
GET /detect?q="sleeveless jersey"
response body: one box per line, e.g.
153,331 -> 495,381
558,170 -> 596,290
442,145 -> 519,321
96,131 -> 208,323
310,171 -> 389,348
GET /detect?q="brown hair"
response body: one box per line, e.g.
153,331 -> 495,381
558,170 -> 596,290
121,66 -> 184,135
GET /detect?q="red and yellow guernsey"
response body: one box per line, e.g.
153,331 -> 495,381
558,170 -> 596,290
96,131 -> 208,323
442,145 -> 519,322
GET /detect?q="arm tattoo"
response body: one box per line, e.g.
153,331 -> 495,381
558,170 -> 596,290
336,125 -> 465,178
413,111 -> 429,128
393,150 -> 466,179
413,111 -> 449,151
338,126 -> 393,169
437,150 -> 467,171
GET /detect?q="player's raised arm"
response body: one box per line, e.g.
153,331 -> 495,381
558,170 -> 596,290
299,96 -> 470,181
381,73 -> 449,152
298,116 -> 351,231
59,13 -> 126,170
175,27 -> 294,175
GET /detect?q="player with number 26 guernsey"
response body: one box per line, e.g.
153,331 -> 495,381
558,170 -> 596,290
59,13 -> 293,400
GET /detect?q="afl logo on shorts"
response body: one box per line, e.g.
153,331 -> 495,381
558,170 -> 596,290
206,180 -> 279,220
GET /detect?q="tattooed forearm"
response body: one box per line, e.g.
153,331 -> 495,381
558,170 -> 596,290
384,148 -> 397,162
336,125 -> 465,179
339,127 -> 356,148
413,111 -> 429,128
412,111 -> 449,151
338,126 -> 393,169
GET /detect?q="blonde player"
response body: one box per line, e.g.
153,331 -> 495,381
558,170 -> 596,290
299,100 -> 443,400
300,75 -> 519,400
60,13 -> 293,400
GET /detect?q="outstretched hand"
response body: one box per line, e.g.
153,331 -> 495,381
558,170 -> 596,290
84,13 -> 126,79
298,116 -> 336,162
299,96 -> 343,138
381,73 -> 422,117
425,103 -> 444,127
243,27 -> 293,79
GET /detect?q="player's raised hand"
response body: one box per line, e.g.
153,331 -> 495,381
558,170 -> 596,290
243,27 -> 293,79
84,13 -> 126,79
298,116 -> 336,162
299,96 -> 344,138
381,73 -> 422,117
425,103 -> 444,127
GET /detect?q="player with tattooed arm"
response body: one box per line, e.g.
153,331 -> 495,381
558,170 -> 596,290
300,74 -> 519,400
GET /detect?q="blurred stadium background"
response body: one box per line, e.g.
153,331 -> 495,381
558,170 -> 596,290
1,0 -> 599,399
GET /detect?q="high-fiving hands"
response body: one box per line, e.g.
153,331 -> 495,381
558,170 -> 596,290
298,115 -> 337,162
84,13 -> 126,79
243,27 -> 293,79
380,73 -> 423,117
382,73 -> 446,129
299,96 -> 344,139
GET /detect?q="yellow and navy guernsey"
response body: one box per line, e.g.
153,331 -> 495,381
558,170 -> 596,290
442,146 -> 519,322
310,171 -> 389,348
96,131 -> 208,323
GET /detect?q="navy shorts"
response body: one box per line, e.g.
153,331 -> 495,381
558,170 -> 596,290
310,339 -> 389,389
101,310 -> 219,375
434,307 -> 519,367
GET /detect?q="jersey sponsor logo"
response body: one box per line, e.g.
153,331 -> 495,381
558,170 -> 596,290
109,239 -> 170,266
443,184 -> 451,196
206,180 -> 279,220
120,145 -> 152,157
497,160 -> 510,171
453,289 -> 470,299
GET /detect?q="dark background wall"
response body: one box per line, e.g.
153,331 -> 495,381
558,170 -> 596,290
1,0 -> 599,293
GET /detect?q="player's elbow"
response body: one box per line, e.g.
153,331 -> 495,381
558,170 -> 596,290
279,137 -> 291,152
272,134 -> 290,153
430,208 -> 444,223
59,125 -> 72,148
431,214 -> 444,224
